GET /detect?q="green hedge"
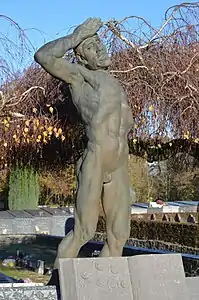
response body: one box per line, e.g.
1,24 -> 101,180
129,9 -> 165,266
97,217 -> 199,248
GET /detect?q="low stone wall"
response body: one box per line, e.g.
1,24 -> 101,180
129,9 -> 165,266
0,285 -> 57,300
93,232 -> 199,255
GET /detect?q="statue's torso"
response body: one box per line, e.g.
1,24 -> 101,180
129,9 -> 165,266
70,70 -> 133,131
70,70 -> 133,170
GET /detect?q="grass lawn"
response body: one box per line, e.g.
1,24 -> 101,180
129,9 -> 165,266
0,263 -> 49,283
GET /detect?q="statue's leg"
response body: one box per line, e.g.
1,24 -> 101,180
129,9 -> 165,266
99,163 -> 131,257
54,149 -> 102,268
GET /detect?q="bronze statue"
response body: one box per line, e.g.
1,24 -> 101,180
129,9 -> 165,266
34,18 -> 134,269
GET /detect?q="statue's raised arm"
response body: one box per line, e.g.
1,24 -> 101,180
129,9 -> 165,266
34,18 -> 103,84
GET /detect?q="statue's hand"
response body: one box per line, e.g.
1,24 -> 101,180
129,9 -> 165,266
74,18 -> 103,40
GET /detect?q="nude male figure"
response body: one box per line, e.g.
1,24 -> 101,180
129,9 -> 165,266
34,18 -> 134,268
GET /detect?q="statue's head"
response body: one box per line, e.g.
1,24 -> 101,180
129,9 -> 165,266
74,34 -> 111,70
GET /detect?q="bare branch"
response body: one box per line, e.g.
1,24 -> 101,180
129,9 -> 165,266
7,86 -> 45,107
139,7 -> 177,49
105,21 -> 147,66
8,112 -> 26,118
110,65 -> 149,73
181,53 -> 199,74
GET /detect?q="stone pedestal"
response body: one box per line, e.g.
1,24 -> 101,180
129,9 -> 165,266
128,254 -> 188,300
58,257 -> 134,300
58,254 -> 191,300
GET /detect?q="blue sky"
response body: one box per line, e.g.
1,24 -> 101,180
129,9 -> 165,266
1,0 -> 195,49
0,0 -> 197,74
